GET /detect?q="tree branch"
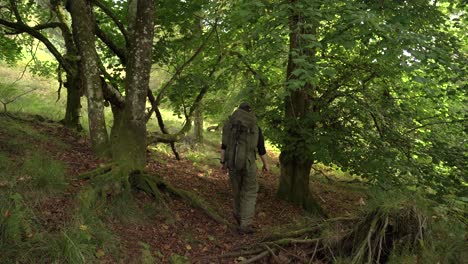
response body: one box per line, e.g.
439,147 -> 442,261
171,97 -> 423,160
406,119 -> 467,134
4,22 -> 63,35
0,18 -> 71,74
95,58 -> 125,107
9,0 -> 23,23
31,22 -> 62,31
154,23 -> 217,105
227,50 -> 268,87
146,89 -> 180,159
95,24 -> 127,65
147,52 -> 223,146
91,0 -> 128,43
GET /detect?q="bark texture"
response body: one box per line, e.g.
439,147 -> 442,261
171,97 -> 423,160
52,1 -> 82,130
63,76 -> 82,130
68,0 -> 109,156
277,0 -> 323,214
111,0 -> 155,172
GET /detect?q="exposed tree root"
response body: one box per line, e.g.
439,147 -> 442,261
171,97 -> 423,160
218,202 -> 443,263
77,166 -> 231,227
128,172 -> 232,227
262,225 -> 322,242
78,163 -> 113,180
203,248 -> 265,259
239,250 -> 271,264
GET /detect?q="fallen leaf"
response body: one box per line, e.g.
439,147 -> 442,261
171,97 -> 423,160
4,210 -> 11,218
95,249 -> 105,258
0,181 -> 8,188
358,197 -> 366,206
236,256 -> 246,262
186,245 -> 192,250
17,176 -> 32,182
80,225 -> 88,231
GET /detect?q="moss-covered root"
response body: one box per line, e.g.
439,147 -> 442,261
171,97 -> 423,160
166,183 -> 232,227
129,172 -> 232,227
128,171 -> 163,201
78,163 -> 113,180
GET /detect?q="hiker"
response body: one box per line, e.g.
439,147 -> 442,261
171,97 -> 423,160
220,103 -> 269,234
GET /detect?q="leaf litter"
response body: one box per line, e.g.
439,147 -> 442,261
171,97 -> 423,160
0,114 -> 366,263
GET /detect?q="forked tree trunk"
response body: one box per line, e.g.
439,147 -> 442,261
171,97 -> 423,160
111,0 -> 155,174
68,0 -> 109,157
277,0 -> 323,215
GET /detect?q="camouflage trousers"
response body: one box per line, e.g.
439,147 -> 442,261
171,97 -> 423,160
228,159 -> 258,228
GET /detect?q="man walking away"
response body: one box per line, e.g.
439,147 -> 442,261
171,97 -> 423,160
220,103 -> 269,234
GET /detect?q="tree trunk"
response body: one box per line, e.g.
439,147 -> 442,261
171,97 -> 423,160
194,102 -> 204,144
62,74 -> 82,130
277,0 -> 323,215
111,0 -> 155,174
68,0 -> 109,157
52,1 -> 83,131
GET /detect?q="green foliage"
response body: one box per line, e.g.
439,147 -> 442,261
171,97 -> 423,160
105,189 -> 146,223
58,228 -> 97,264
73,187 -> 119,262
360,190 -> 466,263
0,192 -> 60,263
0,152 -> 14,181
23,153 -> 67,191
169,253 -> 190,264
0,34 -> 23,64
227,0 -> 468,200
0,65 -> 65,120
0,193 -> 31,247
140,242 -> 156,264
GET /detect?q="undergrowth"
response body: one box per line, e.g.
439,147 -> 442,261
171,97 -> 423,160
333,190 -> 467,263
23,153 -> 67,191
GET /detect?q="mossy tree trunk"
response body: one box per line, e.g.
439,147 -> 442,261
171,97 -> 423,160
277,0 -> 323,215
194,102 -> 204,144
62,75 -> 82,130
111,0 -> 155,176
51,1 -> 83,131
68,0 -> 109,157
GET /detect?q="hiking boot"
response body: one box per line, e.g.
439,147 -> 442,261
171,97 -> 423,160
237,225 -> 256,235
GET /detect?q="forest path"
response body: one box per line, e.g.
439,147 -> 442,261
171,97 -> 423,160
0,113 -> 366,263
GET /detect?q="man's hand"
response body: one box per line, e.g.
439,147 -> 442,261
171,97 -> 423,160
260,154 -> 269,173
221,163 -> 228,174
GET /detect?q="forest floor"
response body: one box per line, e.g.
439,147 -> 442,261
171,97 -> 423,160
0,112 -> 368,263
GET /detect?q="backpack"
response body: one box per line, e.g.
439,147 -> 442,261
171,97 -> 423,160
222,108 -> 259,170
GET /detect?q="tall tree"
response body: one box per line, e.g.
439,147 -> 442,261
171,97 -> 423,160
275,0 -> 467,206
0,0 -> 83,130
68,0 -> 109,156
223,0 -> 466,209
111,0 -> 155,174
277,0 -> 323,213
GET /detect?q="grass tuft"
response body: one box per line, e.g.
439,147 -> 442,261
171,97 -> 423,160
23,153 -> 67,191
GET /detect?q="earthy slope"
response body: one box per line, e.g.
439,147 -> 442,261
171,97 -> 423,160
0,113 -> 367,263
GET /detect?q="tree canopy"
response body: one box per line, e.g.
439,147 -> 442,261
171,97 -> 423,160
0,0 -> 466,205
